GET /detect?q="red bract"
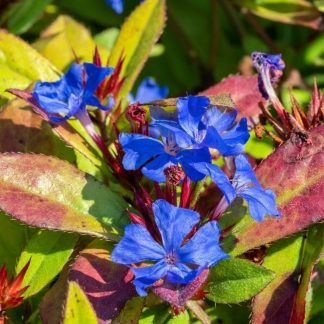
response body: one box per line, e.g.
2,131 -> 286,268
0,260 -> 30,316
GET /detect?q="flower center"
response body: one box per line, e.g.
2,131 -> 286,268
165,252 -> 178,266
164,136 -> 181,156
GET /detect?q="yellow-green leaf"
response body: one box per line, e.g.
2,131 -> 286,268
16,230 -> 78,297
109,0 -> 166,102
63,282 -> 98,324
0,29 -> 59,98
34,15 -> 105,71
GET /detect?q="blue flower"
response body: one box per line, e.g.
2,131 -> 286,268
151,95 -> 249,156
119,133 -> 211,182
251,52 -> 285,100
105,0 -> 143,14
193,155 -> 281,222
105,0 -> 124,14
33,63 -> 113,122
132,78 -> 168,104
112,199 -> 228,296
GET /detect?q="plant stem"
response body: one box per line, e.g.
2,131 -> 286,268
186,300 -> 211,324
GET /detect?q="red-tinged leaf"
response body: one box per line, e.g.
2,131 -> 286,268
7,89 -> 104,169
151,269 -> 209,307
289,224 -> 324,324
0,98 -> 75,162
200,75 -> 265,121
252,224 -> 324,324
0,153 -> 128,240
222,125 -> 324,256
69,248 -> 136,323
251,235 -> 303,324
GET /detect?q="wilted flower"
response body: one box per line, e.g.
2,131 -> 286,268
112,199 -> 228,296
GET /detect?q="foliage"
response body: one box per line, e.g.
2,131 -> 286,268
0,0 -> 323,323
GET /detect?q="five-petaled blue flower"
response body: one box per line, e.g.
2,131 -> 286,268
151,95 -> 249,156
130,77 -> 169,104
120,132 -> 210,182
120,95 -> 249,182
193,155 -> 281,222
33,63 -> 113,122
112,199 -> 228,296
251,52 -> 285,100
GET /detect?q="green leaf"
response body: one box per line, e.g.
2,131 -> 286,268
33,15 -> 101,71
56,0 -> 122,27
16,230 -> 77,297
245,129 -> 274,159
0,153 -> 128,240
206,258 -> 274,304
233,0 -> 323,30
0,212 -> 31,275
63,282 -> 98,324
109,0 -> 166,102
167,310 -> 190,323
0,30 -> 59,98
6,0 -> 51,35
112,297 -> 144,324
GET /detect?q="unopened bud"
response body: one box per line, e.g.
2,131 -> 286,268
126,103 -> 146,124
164,165 -> 185,186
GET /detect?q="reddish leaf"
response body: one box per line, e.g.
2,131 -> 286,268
200,75 -> 265,121
40,245 -> 136,324
0,98 -> 74,161
0,153 -> 127,240
223,125 -> 324,256
151,269 -> 209,307
252,224 -> 324,324
69,248 -> 136,323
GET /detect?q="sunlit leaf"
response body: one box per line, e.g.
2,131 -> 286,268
206,258 -> 274,304
0,153 -> 128,240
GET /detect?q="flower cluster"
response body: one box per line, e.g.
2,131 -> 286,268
15,51 -> 281,303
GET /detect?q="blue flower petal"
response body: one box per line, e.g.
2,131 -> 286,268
135,78 -> 168,103
180,148 -> 211,181
177,96 -> 209,140
179,221 -> 228,267
202,107 -> 237,132
222,118 -> 249,145
152,199 -> 199,252
132,261 -> 168,296
33,63 -> 83,114
105,0 -> 124,14
150,106 -> 193,148
48,94 -> 83,122
83,63 -> 113,100
111,224 -> 165,264
141,153 -> 175,182
233,154 -> 260,189
239,187 -> 281,222
119,133 -> 165,170
190,162 -> 236,203
202,126 -> 245,156
166,263 -> 206,284
86,95 -> 114,111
